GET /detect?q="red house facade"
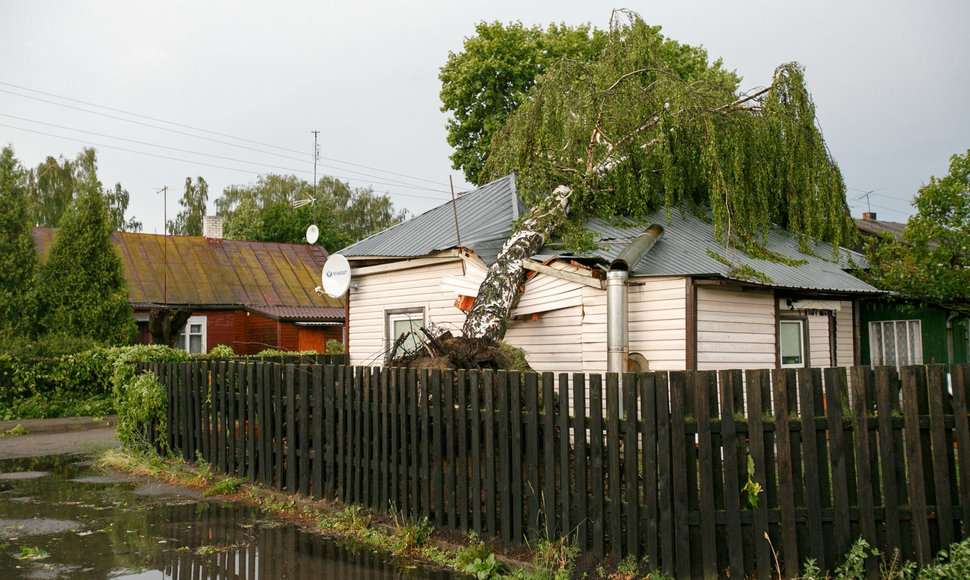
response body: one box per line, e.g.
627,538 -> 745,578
33,226 -> 344,355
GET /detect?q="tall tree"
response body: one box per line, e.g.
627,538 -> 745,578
216,174 -> 404,248
168,176 -> 208,236
865,149 -> 970,307
439,19 -> 739,185
0,146 -> 39,338
462,12 -> 853,340
26,147 -> 140,232
104,183 -> 142,232
33,170 -> 135,345
28,154 -> 78,227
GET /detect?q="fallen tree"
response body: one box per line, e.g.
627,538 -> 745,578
396,11 -> 853,368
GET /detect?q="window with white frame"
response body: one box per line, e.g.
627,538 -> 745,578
177,316 -> 207,354
386,309 -> 425,362
779,319 -> 806,368
869,319 -> 922,366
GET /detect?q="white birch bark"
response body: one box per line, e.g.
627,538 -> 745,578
462,184 -> 574,340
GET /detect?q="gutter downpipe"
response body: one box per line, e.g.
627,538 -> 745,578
607,224 -> 665,382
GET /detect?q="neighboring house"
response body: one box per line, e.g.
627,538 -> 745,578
33,219 -> 344,355
341,175 -> 882,374
854,212 -> 969,366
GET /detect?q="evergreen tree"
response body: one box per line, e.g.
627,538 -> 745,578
0,146 -> 39,338
34,170 -> 135,345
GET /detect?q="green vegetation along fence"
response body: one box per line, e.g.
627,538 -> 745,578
147,361 -> 970,579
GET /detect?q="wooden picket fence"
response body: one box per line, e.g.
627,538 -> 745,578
145,361 -> 970,579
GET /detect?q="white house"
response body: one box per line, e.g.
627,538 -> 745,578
340,175 -> 880,374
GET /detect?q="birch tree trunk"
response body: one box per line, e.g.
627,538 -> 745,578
462,184 -> 574,340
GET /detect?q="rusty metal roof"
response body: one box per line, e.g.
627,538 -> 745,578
32,228 -> 344,313
245,305 -> 344,321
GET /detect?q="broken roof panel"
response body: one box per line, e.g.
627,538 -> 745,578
340,175 -> 879,295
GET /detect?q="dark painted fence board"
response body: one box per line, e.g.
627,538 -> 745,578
154,361 -> 970,579
901,366 -> 932,563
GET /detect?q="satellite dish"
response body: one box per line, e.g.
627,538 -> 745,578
306,224 -> 319,245
321,254 -> 351,298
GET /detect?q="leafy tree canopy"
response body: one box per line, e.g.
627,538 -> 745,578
215,174 -> 405,249
482,11 -> 853,255
0,146 -> 39,338
460,11 -> 853,341
865,149 -> 970,307
33,169 -> 135,345
26,147 -> 141,232
440,18 -> 739,185
168,176 -> 208,236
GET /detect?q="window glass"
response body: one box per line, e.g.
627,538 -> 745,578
870,324 -> 883,365
868,320 -> 922,366
780,320 -> 804,367
908,321 -> 922,365
177,316 -> 206,354
388,311 -> 424,360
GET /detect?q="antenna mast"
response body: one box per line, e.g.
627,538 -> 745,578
312,130 -> 320,225
162,186 -> 168,305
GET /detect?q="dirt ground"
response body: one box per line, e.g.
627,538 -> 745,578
0,417 -> 119,460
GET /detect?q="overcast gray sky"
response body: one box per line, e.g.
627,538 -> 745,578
2,1 -> 968,237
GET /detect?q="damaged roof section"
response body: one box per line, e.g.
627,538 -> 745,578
537,209 -> 878,294
340,174 -> 880,295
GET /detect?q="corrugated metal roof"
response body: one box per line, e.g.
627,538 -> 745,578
565,209 -> 879,294
340,174 -> 518,265
340,175 -> 878,294
32,228 -> 344,314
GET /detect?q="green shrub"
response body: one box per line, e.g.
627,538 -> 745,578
325,339 -> 345,354
919,536 -> 970,578
0,333 -> 101,358
0,343 -> 188,421
206,344 -> 235,359
114,371 -> 167,452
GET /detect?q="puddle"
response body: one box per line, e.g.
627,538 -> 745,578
0,518 -> 79,538
0,454 -> 457,579
0,471 -> 49,481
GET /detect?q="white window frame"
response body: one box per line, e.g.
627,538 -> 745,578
779,319 -> 806,368
869,319 -> 922,366
386,308 -> 425,363
177,315 -> 207,354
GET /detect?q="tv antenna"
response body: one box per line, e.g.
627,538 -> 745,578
293,131 -> 322,244
852,187 -> 884,214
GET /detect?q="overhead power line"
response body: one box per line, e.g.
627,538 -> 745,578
0,80 -> 454,189
0,113 -> 451,194
0,123 -> 452,203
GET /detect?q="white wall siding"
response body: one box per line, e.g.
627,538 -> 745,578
348,257 -> 481,366
836,301 -> 855,367
696,287 -> 776,370
629,277 -> 687,371
808,313 -> 832,368
505,306 -> 585,374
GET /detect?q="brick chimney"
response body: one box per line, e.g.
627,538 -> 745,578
202,216 -> 223,239
862,212 -> 877,221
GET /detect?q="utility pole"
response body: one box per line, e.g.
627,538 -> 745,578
162,186 -> 168,305
312,130 -> 320,225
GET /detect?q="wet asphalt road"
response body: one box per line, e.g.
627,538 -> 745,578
0,418 -> 120,460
